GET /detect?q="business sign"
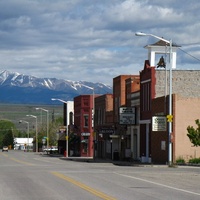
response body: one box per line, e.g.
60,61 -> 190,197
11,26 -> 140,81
59,126 -> 66,134
152,116 -> 167,131
119,107 -> 135,114
81,132 -> 90,136
119,107 -> 136,125
99,128 -> 115,134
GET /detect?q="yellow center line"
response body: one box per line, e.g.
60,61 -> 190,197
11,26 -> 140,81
9,157 -> 34,166
1,153 -> 35,166
51,171 -> 117,200
0,153 -> 9,157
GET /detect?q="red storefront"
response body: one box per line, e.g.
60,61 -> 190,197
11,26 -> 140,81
74,95 -> 95,157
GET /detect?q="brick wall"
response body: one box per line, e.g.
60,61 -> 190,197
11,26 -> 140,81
155,70 -> 200,98
174,95 -> 200,161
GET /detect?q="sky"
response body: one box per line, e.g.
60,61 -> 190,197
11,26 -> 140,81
0,0 -> 200,86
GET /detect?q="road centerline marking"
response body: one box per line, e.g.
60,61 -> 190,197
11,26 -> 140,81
51,171 -> 116,200
9,157 -> 35,166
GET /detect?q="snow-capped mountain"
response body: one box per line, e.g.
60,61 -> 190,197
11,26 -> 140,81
0,70 -> 112,104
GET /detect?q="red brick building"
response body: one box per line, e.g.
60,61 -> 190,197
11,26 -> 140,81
74,95 -> 96,157
140,60 -> 200,163
113,75 -> 140,160
94,94 -> 113,159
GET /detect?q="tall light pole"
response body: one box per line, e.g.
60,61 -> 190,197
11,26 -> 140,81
135,32 -> 173,165
35,108 -> 49,150
19,120 -> 29,151
26,115 -> 38,153
51,98 -> 74,157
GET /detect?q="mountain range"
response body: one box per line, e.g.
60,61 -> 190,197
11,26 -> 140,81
0,70 -> 112,104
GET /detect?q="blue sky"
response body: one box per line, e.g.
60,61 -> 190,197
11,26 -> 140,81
0,0 -> 200,85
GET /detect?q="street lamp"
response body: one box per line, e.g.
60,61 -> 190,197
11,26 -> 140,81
135,32 -> 173,165
35,108 -> 49,150
19,120 -> 29,151
26,115 -> 38,153
51,98 -> 74,157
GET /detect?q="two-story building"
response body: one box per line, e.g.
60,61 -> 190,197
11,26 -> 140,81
95,94 -> 113,159
139,39 -> 200,163
74,94 -> 100,157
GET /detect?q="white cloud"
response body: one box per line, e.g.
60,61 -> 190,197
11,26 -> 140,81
0,0 -> 200,86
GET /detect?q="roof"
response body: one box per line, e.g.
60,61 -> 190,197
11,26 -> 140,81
145,40 -> 181,47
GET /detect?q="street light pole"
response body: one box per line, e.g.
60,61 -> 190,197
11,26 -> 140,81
135,32 -> 173,165
35,108 -> 49,150
26,115 -> 38,153
19,120 -> 29,151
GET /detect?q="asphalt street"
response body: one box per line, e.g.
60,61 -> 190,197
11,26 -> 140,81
0,150 -> 200,200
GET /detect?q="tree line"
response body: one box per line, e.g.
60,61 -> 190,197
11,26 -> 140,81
0,117 -> 63,149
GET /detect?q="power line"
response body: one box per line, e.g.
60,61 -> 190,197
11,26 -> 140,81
178,47 -> 200,62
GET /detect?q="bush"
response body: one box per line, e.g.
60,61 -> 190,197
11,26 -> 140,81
188,158 -> 200,164
176,157 -> 185,164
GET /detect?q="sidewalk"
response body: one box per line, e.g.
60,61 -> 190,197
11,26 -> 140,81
40,153 -> 200,168
59,156 -> 151,167
42,152 -> 167,166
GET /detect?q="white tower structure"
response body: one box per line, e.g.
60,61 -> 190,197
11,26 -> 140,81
144,40 -> 179,69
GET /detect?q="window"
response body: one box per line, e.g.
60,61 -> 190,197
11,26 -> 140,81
142,82 -> 151,111
83,114 -> 89,127
69,112 -> 73,125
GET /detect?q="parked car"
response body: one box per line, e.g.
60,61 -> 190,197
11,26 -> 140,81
2,146 -> 8,152
43,146 -> 58,154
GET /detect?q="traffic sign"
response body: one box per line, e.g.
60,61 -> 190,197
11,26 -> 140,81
152,116 -> 166,131
167,115 -> 173,122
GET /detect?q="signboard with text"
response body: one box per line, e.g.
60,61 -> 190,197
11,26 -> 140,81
100,128 -> 115,134
152,116 -> 166,131
119,107 -> 136,125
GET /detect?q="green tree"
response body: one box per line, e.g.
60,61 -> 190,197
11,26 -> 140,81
2,129 -> 14,147
0,120 -> 16,148
49,116 -> 63,146
187,119 -> 200,147
36,116 -> 63,147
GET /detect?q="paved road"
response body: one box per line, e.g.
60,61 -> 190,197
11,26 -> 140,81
0,150 -> 200,200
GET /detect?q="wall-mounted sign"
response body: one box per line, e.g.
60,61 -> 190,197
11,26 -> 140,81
119,107 -> 135,114
152,116 -> 166,131
100,128 -> 114,134
81,132 -> 90,136
119,107 -> 136,125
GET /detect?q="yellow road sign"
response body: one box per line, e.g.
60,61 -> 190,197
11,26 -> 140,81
167,115 -> 173,122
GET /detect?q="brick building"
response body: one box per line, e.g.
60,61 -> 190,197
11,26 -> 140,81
125,77 -> 140,160
74,95 -> 96,157
140,60 -> 200,163
139,38 -> 200,164
113,75 -> 140,160
94,94 -> 113,159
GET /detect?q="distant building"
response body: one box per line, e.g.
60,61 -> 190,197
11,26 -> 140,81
74,94 -> 99,157
14,138 -> 33,150
57,101 -> 74,155
112,75 -> 140,160
95,94 -> 113,159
